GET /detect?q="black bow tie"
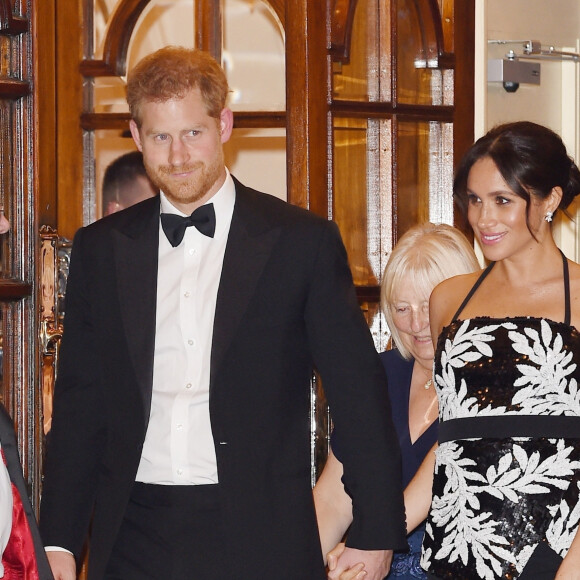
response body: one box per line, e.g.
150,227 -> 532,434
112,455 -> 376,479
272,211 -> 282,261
160,204 -> 216,247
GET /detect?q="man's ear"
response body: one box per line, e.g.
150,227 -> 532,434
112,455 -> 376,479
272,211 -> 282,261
129,120 -> 143,152
105,201 -> 121,216
219,108 -> 234,144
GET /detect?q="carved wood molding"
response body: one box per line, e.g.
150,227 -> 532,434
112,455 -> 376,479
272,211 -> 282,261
195,0 -> 222,58
412,0 -> 450,69
330,0 -> 358,63
0,280 -> 32,300
81,0 -> 286,78
0,0 -> 28,35
330,0 -> 452,68
39,226 -> 66,435
80,0 -> 150,77
266,0 -> 284,27
80,110 -> 287,131
0,79 -> 31,99
332,99 -> 454,121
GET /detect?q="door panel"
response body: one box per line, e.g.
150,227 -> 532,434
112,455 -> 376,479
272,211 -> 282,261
0,0 -> 43,508
47,0 -> 475,489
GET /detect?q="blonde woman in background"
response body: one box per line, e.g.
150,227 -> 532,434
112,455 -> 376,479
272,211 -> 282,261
316,222 -> 480,580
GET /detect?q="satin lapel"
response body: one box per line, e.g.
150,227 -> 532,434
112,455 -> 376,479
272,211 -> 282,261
113,201 -> 160,425
210,190 -> 281,383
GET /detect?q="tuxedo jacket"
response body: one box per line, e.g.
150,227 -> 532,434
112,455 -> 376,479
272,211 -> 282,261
39,178 -> 406,579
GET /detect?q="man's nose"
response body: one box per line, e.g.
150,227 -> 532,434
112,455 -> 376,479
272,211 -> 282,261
169,138 -> 189,166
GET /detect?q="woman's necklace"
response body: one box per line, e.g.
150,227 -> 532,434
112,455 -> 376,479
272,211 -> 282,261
413,362 -> 434,391
416,363 -> 433,390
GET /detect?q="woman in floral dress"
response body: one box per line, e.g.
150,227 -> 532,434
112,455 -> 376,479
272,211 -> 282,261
418,121 -> 580,579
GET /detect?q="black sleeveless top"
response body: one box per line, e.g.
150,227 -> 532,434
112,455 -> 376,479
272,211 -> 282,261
421,251 -> 580,579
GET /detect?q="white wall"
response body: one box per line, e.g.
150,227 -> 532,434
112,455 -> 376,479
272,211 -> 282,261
476,0 -> 580,142
475,0 -> 580,259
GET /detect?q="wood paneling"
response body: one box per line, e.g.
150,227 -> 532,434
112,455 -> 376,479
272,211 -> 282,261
285,0 -> 330,216
196,0 -> 221,58
35,0 -> 57,229
0,0 -> 46,510
451,0 -> 475,237
80,0 -> 151,77
79,111 -> 287,131
55,0 -> 84,240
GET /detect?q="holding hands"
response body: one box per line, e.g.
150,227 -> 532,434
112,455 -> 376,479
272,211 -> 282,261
327,543 -> 392,580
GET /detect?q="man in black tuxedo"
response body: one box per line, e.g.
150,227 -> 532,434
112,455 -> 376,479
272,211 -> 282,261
39,46 -> 406,580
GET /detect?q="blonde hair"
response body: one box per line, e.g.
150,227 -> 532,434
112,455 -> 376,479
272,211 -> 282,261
126,46 -> 229,127
380,223 -> 480,359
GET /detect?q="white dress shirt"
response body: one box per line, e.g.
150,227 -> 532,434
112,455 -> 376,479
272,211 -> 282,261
45,175 -> 236,555
136,171 -> 235,485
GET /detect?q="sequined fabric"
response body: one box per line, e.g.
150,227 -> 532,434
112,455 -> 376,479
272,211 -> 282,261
421,317 -> 580,580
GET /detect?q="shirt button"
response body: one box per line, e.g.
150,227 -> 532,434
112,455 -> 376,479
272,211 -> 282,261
188,248 -> 196,256
185,383 -> 192,389
188,338 -> 196,346
177,468 -> 183,476
176,424 -> 183,431
184,291 -> 191,298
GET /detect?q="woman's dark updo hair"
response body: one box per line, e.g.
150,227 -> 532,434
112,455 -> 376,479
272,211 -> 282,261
454,121 -> 580,230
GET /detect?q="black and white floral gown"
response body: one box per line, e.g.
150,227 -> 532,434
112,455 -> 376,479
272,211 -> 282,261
421,253 -> 580,580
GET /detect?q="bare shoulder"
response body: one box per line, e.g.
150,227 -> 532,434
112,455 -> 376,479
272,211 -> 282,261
430,270 -> 484,337
566,258 -> 580,280
431,271 -> 483,310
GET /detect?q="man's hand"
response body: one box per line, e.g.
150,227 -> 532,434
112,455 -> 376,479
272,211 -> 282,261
46,550 -> 76,580
327,545 -> 392,580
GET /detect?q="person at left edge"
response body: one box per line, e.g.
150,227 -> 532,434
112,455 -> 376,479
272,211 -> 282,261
39,46 -> 406,580
0,404 -> 54,579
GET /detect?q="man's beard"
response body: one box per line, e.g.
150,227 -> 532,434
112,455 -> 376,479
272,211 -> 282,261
145,155 -> 223,208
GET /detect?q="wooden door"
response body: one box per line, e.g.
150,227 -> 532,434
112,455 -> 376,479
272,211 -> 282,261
46,0 -> 475,486
307,0 -> 475,475
0,0 -> 57,509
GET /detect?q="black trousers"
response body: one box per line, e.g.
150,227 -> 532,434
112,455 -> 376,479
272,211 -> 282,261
105,482 -> 232,580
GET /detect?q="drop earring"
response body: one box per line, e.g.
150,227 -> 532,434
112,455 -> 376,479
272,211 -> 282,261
545,211 -> 554,222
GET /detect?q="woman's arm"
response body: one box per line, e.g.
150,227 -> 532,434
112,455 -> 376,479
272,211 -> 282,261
324,442 -> 438,580
315,432 -> 437,563
404,443 -> 437,533
555,526 -> 580,579
313,449 -> 354,563
558,266 -> 580,578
